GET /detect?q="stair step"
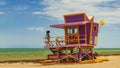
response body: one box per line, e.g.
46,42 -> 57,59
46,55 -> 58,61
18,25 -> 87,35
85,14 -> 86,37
49,48 -> 57,54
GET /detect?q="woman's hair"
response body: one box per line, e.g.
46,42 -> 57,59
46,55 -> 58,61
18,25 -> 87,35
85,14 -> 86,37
46,30 -> 50,33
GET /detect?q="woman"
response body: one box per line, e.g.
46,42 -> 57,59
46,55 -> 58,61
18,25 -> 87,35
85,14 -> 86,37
45,30 -> 50,42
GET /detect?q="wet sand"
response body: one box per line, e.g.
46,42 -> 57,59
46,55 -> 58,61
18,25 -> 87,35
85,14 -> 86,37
0,55 -> 120,68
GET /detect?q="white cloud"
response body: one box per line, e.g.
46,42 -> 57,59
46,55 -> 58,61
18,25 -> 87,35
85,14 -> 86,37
0,12 -> 5,14
32,11 -> 42,15
33,0 -> 119,24
26,27 -> 46,32
62,0 -> 70,3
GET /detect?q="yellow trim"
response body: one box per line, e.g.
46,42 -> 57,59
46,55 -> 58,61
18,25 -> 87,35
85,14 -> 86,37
48,55 -> 57,59
89,22 -> 93,44
84,14 -> 86,21
78,46 -> 94,49
90,37 -> 92,44
88,16 -> 94,21
64,27 -> 67,44
77,26 -> 80,44
63,15 -> 67,23
94,36 -> 98,45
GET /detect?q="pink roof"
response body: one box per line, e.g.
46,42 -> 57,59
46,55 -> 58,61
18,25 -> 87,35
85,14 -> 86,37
50,21 -> 89,29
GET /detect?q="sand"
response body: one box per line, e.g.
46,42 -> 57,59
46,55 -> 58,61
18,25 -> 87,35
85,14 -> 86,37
0,55 -> 120,68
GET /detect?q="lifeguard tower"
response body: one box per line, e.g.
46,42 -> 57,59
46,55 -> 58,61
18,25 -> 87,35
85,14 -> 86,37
44,13 -> 103,62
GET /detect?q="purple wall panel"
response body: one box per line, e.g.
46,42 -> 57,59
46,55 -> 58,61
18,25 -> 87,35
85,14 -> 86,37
80,36 -> 85,38
86,23 -> 91,35
92,23 -> 99,44
80,40 -> 85,44
65,15 -> 84,23
79,26 -> 85,34
92,24 -> 99,36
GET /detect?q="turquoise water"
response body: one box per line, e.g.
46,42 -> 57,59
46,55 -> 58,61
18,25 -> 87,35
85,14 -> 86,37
0,48 -> 120,61
0,48 -> 47,53
0,48 -> 119,52
0,48 -> 50,61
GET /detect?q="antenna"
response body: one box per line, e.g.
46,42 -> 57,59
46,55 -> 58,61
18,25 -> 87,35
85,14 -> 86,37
99,19 -> 105,32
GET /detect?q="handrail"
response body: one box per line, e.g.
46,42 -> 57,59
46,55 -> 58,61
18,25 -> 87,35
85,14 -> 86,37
44,36 -> 64,39
44,36 -> 64,44
44,35 -> 87,46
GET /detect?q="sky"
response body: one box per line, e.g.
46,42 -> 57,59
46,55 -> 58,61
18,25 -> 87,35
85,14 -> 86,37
0,0 -> 120,48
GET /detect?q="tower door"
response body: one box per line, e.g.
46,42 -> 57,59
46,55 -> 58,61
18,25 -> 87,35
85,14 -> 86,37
92,24 -> 99,45
65,27 -> 79,44
79,25 -> 87,44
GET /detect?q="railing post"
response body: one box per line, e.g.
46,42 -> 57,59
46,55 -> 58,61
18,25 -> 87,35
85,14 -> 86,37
78,48 -> 81,62
57,50 -> 60,62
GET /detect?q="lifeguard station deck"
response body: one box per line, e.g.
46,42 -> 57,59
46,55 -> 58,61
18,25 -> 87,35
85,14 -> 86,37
44,13 -> 99,62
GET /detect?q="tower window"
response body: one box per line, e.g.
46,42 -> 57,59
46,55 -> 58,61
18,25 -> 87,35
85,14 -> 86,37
94,25 -> 97,31
67,27 -> 77,34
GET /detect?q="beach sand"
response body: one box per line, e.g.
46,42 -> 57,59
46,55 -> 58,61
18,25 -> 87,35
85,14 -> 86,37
0,55 -> 120,68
